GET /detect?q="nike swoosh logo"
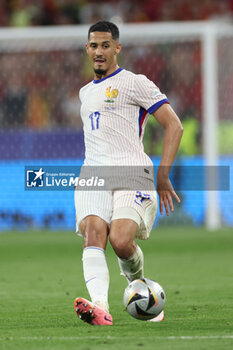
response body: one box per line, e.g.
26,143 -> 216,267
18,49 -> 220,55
104,316 -> 112,322
85,277 -> 96,284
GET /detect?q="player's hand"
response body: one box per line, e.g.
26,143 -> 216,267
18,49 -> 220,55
156,176 -> 180,216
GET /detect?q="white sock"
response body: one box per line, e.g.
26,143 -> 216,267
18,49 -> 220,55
82,247 -> 110,312
118,245 -> 144,282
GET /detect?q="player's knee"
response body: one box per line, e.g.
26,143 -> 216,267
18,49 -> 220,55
80,216 -> 108,249
109,233 -> 133,256
83,228 -> 103,247
83,227 -> 107,248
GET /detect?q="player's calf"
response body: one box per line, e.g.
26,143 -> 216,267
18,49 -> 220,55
118,245 -> 144,282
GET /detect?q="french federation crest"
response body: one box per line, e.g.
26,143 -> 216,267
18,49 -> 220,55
104,87 -> 119,103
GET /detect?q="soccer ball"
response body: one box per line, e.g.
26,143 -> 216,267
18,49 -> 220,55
123,278 -> 166,320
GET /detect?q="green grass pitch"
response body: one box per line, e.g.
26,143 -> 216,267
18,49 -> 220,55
0,227 -> 233,350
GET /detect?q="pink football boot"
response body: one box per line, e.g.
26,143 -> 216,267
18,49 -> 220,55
74,297 -> 113,326
148,310 -> 165,322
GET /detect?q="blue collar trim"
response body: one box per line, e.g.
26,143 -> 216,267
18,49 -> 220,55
93,67 -> 123,84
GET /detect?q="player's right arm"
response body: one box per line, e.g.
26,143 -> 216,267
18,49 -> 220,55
152,103 -> 183,216
132,73 -> 183,215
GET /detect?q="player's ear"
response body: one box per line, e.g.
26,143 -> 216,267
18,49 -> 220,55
85,43 -> 89,53
115,43 -> 122,55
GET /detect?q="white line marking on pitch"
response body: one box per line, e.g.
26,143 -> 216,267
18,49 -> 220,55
0,335 -> 233,341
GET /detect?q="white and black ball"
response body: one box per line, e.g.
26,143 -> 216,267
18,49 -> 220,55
123,278 -> 166,320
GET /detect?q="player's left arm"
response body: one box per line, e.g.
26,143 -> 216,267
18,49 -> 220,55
152,103 -> 183,216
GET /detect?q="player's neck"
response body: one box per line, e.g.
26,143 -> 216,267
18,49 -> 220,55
94,65 -> 120,80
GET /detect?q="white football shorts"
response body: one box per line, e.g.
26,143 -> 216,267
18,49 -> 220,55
74,189 -> 157,240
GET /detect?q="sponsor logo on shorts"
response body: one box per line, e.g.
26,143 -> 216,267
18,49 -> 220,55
134,191 -> 151,206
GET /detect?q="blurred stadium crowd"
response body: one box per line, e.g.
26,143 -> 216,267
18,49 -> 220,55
0,0 -> 233,26
0,0 -> 233,156
0,43 -> 201,136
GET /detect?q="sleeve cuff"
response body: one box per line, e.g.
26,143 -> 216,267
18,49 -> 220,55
147,99 -> 169,114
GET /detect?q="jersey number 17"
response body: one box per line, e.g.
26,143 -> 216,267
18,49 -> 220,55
89,111 -> 100,130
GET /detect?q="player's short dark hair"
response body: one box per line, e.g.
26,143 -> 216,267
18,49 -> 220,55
88,21 -> 119,41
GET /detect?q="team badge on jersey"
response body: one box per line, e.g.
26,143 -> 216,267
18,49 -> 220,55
104,87 -> 119,103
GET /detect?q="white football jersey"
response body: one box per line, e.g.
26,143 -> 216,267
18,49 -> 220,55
79,68 -> 168,167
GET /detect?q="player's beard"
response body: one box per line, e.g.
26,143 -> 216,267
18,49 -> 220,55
94,68 -> 107,76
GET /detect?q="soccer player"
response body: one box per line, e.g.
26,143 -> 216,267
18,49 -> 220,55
74,21 -> 183,325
